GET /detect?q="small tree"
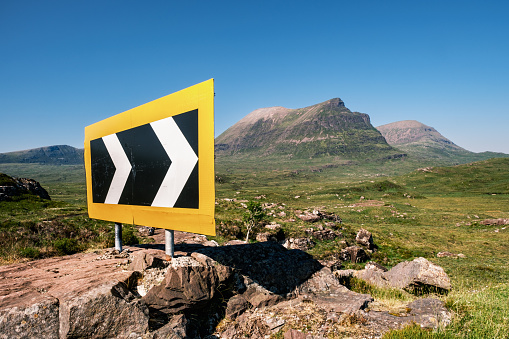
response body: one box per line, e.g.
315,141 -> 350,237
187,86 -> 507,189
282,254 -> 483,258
243,200 -> 266,242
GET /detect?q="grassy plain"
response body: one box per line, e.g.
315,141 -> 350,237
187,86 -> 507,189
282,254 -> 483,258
1,158 -> 508,337
215,158 -> 509,338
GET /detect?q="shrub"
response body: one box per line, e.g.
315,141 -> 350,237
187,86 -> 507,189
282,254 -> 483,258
18,247 -> 40,259
53,238 -> 79,255
122,226 -> 139,246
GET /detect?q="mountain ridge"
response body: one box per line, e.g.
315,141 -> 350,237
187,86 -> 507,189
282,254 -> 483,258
215,98 -> 396,159
0,145 -> 84,165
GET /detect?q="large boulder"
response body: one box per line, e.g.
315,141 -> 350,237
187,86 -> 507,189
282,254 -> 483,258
340,246 -> 370,263
354,257 -> 451,294
359,298 -> 451,333
296,267 -> 373,314
0,291 -> 60,339
356,228 -> 375,250
283,237 -> 315,251
0,249 -> 150,339
59,279 -> 148,338
142,254 -> 233,315
383,257 -> 451,293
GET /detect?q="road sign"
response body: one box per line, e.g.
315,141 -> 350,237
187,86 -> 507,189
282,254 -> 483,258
84,79 -> 215,236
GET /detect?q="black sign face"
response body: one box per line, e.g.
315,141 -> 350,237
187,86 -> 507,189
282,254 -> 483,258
90,109 -> 198,209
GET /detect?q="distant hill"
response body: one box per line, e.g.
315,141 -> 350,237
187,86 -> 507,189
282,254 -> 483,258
215,98 -> 399,160
0,145 -> 84,165
400,157 -> 509,195
376,120 -> 507,164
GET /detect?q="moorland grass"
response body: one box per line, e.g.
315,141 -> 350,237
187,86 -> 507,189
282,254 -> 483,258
1,158 -> 508,337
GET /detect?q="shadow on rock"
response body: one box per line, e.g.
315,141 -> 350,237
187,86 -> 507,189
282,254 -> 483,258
192,242 -> 323,296
134,241 -> 323,297
133,242 -> 324,337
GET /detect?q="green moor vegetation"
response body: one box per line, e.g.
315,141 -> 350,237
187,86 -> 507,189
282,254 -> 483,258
1,157 -> 508,337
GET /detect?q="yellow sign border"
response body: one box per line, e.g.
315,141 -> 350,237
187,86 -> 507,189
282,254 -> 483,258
84,79 -> 215,236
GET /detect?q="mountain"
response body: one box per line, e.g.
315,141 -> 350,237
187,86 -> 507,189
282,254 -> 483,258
376,120 -> 507,163
0,145 -> 84,165
376,120 -> 467,157
215,98 -> 397,160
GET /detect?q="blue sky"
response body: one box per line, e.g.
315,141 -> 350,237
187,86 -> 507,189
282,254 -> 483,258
1,0 -> 508,154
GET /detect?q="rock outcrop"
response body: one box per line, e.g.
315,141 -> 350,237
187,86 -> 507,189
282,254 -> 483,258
356,228 -> 376,250
0,249 -> 148,339
340,246 -> 370,263
0,240 -> 453,338
354,257 -> 451,294
0,174 -> 51,201
142,254 -> 234,315
480,218 -> 509,226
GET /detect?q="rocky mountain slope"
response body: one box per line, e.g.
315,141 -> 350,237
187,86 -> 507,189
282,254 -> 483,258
215,98 -> 396,159
376,120 -> 468,157
376,120 -> 507,162
0,145 -> 84,165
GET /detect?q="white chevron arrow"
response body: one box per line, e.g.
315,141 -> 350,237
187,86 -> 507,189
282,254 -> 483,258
102,134 -> 132,204
150,116 -> 198,208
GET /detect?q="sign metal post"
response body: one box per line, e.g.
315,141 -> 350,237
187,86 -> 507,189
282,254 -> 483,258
114,223 -> 122,252
165,229 -> 175,258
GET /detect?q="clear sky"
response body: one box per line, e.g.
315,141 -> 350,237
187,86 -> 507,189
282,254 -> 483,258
1,0 -> 508,154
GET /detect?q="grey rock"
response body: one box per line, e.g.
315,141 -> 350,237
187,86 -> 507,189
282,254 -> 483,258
243,282 -> 282,308
149,314 -> 189,339
354,257 -> 451,294
225,294 -> 251,319
283,237 -> 315,251
0,176 -> 50,201
407,298 -> 451,328
383,257 -> 451,293
297,267 -> 373,313
138,226 -> 155,237
142,255 -> 234,315
193,242 -> 322,295
480,218 -> 509,226
256,232 -> 278,242
296,211 -> 321,222
318,259 -> 342,272
360,298 -> 451,334
0,292 -> 59,339
0,249 -> 150,339
340,246 -> 370,263
15,178 -> 51,200
306,228 -> 342,241
59,281 -> 149,338
353,263 -> 387,287
129,249 -> 168,271
355,228 -> 374,249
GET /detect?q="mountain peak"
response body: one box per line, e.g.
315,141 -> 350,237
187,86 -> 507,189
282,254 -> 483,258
323,98 -> 345,108
215,98 -> 393,159
376,120 -> 457,147
376,120 -> 470,162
